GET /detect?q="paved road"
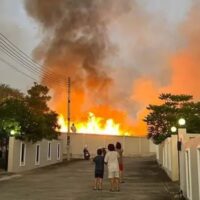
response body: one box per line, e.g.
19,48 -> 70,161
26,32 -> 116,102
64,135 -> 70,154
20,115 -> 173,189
0,156 -> 179,200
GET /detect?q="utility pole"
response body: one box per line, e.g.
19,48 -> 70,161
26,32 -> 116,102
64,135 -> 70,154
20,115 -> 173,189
67,77 -> 71,161
67,77 -> 71,134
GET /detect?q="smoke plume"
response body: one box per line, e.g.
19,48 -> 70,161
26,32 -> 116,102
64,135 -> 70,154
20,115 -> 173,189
24,0 -> 129,115
24,0 -> 200,135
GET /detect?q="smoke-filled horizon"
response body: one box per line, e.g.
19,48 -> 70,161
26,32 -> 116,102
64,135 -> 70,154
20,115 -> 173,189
24,0 -> 200,135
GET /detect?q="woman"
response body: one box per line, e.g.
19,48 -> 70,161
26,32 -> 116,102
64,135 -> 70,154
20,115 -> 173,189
104,144 -> 120,191
116,142 -> 124,183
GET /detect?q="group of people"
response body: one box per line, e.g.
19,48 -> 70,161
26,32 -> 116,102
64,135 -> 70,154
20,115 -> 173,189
92,142 -> 124,192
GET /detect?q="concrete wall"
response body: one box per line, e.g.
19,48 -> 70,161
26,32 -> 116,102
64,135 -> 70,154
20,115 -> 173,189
60,133 -> 155,158
157,135 -> 178,181
156,143 -> 163,165
8,137 -> 63,173
167,135 -> 178,181
179,129 -> 200,200
179,129 -> 188,199
156,129 -> 200,200
149,140 -> 157,153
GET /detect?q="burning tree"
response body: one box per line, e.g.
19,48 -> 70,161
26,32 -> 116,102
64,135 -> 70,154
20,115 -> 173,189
144,93 -> 200,144
0,83 -> 60,143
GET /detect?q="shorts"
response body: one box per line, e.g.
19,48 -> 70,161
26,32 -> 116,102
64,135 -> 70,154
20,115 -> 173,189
119,163 -> 124,171
95,170 -> 104,178
108,170 -> 119,179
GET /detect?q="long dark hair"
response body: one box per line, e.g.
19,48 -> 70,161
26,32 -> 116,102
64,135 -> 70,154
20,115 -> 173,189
97,148 -> 102,155
108,144 -> 115,151
116,142 -> 122,150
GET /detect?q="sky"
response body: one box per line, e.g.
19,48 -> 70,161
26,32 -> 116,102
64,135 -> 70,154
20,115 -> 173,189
0,0 -> 198,135
0,0 -> 191,92
0,0 -> 40,92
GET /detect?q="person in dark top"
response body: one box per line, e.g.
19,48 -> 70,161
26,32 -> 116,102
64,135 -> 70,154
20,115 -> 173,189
93,148 -> 104,190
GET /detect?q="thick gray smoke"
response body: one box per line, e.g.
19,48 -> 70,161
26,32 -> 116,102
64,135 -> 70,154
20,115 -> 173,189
24,0 -> 180,134
24,0 -> 134,116
24,0 -> 131,90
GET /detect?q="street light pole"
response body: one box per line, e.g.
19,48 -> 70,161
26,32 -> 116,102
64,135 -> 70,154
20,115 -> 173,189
177,118 -> 186,198
170,125 -> 182,198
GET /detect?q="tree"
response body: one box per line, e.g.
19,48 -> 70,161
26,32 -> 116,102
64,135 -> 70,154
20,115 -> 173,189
144,93 -> 200,144
0,84 -> 23,103
0,98 -> 30,139
0,118 -> 21,139
0,83 -> 60,143
26,82 -> 51,114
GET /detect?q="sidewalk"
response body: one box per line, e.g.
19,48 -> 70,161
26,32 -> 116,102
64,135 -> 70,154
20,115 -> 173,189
0,170 -> 22,181
0,155 -> 181,200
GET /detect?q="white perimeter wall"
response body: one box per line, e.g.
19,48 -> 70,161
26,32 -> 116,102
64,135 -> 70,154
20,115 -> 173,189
60,133 -> 155,158
155,129 -> 200,200
179,130 -> 200,200
8,137 -> 63,173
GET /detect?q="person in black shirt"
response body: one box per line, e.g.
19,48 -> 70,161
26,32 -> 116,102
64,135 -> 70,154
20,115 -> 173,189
93,148 -> 104,190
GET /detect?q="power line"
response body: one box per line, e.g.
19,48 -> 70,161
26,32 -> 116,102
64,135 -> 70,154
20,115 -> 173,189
0,45 -> 67,89
0,33 -> 66,87
0,53 -> 66,91
0,33 -> 57,79
0,55 -> 37,81
0,38 -> 56,82
0,33 -> 66,89
0,43 -> 42,79
0,56 -> 64,94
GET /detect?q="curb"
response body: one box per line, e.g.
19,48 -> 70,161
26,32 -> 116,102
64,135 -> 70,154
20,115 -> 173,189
0,174 -> 22,182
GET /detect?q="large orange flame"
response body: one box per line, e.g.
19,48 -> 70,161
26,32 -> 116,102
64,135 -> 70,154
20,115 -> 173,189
58,112 -> 131,136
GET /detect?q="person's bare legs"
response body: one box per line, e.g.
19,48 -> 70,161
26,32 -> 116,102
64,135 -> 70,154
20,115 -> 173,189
120,170 -> 124,183
96,178 -> 100,189
99,178 -> 103,190
94,178 -> 97,190
110,178 -> 114,191
115,177 -> 120,191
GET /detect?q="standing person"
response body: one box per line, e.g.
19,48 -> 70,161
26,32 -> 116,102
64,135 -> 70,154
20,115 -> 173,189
104,144 -> 120,192
93,148 -> 104,190
71,123 -> 77,133
116,142 -> 124,183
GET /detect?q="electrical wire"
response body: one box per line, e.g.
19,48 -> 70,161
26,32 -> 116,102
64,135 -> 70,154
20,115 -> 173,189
0,33 -> 57,79
0,55 -> 37,81
0,33 -> 66,89
0,33 -> 65,82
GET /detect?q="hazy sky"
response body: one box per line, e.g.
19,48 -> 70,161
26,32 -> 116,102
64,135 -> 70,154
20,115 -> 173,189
0,0 -> 192,93
1,0 -> 199,135
0,0 -> 39,92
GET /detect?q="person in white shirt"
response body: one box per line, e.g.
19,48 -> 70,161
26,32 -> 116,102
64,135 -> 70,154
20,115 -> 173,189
104,144 -> 120,191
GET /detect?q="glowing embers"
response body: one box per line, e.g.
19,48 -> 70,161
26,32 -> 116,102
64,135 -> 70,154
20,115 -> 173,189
58,112 -> 130,136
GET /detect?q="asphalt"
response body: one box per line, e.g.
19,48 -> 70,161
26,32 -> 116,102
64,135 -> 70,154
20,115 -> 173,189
0,156 -> 181,200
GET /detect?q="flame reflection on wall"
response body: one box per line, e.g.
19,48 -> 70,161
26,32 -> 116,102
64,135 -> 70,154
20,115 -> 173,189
58,112 -> 131,136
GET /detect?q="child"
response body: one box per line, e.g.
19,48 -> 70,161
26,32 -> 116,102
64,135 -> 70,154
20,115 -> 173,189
93,148 -> 104,190
104,144 -> 120,192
